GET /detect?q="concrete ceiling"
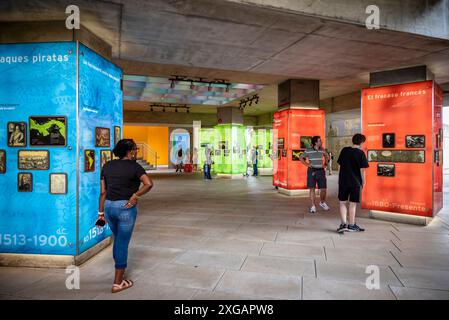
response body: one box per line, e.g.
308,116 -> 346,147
1,0 -> 449,115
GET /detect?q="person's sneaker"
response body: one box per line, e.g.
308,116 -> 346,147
347,224 -> 365,232
319,202 -> 330,211
309,205 -> 317,214
337,223 -> 348,233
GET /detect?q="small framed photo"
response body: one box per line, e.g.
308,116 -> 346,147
292,150 -> 303,161
18,150 -> 50,170
215,149 -> 221,156
18,172 -> 33,192
277,138 -> 284,149
114,126 -> 121,147
84,150 -> 95,172
29,116 -> 67,146
300,136 -> 312,149
382,133 -> 395,148
377,164 -> 395,177
7,122 -> 27,147
282,149 -> 287,157
0,150 -> 5,174
50,173 -> 67,194
95,127 -> 111,147
405,135 -> 425,148
100,150 -> 112,169
224,149 -> 230,157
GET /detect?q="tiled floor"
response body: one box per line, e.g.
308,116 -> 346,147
1,173 -> 449,300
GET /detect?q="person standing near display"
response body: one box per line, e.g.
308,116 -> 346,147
192,147 -> 199,172
336,133 -> 369,233
299,136 -> 330,213
204,146 -> 212,180
175,147 -> 184,173
251,147 -> 258,176
97,139 -> 153,293
327,151 -> 334,175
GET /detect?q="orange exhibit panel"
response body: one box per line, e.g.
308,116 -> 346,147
273,109 -> 326,190
361,80 -> 443,218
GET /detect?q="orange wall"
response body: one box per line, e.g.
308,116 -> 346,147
123,125 -> 169,165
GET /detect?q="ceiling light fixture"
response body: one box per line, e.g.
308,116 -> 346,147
208,82 -> 212,92
225,84 -> 230,92
190,81 -> 195,90
170,80 -> 175,89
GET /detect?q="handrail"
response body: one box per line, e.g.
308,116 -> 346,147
135,141 -> 158,169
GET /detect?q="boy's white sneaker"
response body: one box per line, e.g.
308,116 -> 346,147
319,202 -> 330,211
309,205 -> 317,213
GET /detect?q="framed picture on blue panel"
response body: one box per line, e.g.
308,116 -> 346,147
18,172 -> 33,192
84,150 -> 95,172
7,122 -> 26,147
18,150 -> 49,170
114,126 -> 121,147
0,150 -> 6,173
100,150 -> 112,169
50,173 -> 67,194
29,116 -> 67,146
95,127 -> 111,147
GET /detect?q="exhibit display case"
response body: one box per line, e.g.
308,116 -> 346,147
213,124 -> 247,175
0,42 -> 122,261
273,109 -> 326,192
361,80 -> 443,220
250,128 -> 273,169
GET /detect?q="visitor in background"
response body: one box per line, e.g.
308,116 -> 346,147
336,133 -> 369,233
327,151 -> 334,175
97,139 -> 153,293
204,146 -> 212,180
175,147 -> 184,173
299,136 -> 330,213
192,147 -> 198,172
252,147 -> 258,176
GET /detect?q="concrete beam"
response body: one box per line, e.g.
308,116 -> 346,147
321,91 -> 361,113
370,65 -> 434,87
0,21 -> 112,59
225,0 -> 449,40
124,111 -> 257,127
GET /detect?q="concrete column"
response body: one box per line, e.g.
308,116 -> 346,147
278,79 -> 320,109
217,106 -> 244,125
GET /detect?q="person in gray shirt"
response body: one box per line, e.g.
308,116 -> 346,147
299,136 -> 330,213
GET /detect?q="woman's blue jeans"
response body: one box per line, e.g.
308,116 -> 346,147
104,200 -> 137,269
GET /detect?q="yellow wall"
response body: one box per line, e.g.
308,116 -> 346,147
123,125 -> 169,165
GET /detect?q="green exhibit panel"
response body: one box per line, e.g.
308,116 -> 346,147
213,124 -> 247,175
0,42 -> 122,262
254,128 -> 273,169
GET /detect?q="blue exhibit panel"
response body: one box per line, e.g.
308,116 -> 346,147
0,42 -> 77,255
78,44 -> 123,254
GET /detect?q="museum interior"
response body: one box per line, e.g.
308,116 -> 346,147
1,0 -> 449,301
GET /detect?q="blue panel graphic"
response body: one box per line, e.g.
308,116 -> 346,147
0,42 -> 77,255
78,44 -> 123,254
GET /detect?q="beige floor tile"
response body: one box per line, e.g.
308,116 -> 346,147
261,242 -> 325,259
302,276 -> 396,300
391,286 -> 449,300
241,255 -> 315,276
393,230 -> 449,243
325,247 -> 400,266
216,270 -> 301,300
136,263 -> 225,291
391,266 -> 449,291
94,283 -> 198,300
392,251 -> 449,270
0,268 -> 64,295
173,251 -> 246,270
316,261 -> 402,286
195,239 -> 263,255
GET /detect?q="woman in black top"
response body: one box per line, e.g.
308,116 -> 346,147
98,139 -> 153,293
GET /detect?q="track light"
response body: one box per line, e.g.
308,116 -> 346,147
187,108 -> 190,113
170,80 -> 175,89
175,108 -> 178,112
208,82 -> 212,91
150,106 -> 154,112
226,84 -> 230,92
190,81 -> 195,90
163,107 -> 166,112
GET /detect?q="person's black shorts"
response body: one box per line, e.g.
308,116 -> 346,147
307,168 -> 327,189
338,186 -> 361,203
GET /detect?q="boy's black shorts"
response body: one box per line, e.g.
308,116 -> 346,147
338,186 -> 361,203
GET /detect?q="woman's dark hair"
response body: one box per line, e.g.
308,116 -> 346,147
352,133 -> 366,145
113,139 -> 137,159
311,136 -> 321,147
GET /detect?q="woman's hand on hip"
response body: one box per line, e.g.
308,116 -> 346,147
124,194 -> 139,209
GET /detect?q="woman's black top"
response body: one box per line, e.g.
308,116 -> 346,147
101,159 -> 146,201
